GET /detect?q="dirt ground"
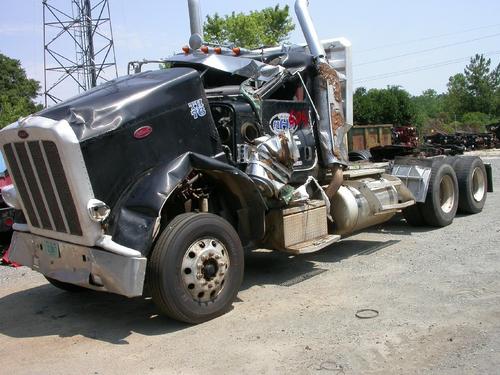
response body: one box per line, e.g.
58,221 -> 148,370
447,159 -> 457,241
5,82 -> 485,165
1,156 -> 499,375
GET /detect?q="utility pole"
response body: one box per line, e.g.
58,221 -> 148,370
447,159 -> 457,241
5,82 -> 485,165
42,0 -> 118,106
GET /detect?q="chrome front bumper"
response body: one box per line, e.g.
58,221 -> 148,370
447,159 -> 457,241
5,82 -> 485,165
9,231 -> 147,297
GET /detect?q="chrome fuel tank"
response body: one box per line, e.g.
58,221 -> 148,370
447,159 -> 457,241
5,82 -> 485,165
331,176 -> 400,235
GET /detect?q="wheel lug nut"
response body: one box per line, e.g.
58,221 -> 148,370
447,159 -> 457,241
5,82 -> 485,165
219,272 -> 225,276
201,255 -> 207,261
208,284 -> 213,289
209,252 -> 214,257
196,273 -> 203,280
215,254 -> 221,260
214,280 -> 219,285
199,242 -> 205,248
218,262 -> 225,267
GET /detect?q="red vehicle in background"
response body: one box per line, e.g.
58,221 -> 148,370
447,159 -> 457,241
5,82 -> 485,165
0,171 -> 12,188
392,126 -> 419,148
0,160 -> 15,246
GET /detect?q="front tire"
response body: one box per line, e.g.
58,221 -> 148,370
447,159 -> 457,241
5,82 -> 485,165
147,213 -> 244,324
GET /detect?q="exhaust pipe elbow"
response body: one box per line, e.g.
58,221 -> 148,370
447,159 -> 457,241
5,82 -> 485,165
187,0 -> 203,37
294,0 -> 326,60
325,165 -> 344,201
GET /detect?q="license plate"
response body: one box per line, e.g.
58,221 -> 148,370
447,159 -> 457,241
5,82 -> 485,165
43,240 -> 60,258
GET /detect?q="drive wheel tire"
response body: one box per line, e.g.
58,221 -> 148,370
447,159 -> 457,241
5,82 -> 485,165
443,156 -> 459,168
45,277 -> 86,292
147,213 -> 244,324
420,162 -> 459,227
455,156 -> 487,214
402,204 -> 425,226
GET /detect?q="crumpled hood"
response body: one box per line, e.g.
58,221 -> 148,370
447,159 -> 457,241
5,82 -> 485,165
37,68 -> 201,141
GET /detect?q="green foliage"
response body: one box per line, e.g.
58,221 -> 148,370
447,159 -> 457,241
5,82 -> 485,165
444,73 -> 469,119
445,54 -> 500,118
411,89 -> 448,133
354,54 -> 500,136
204,5 -> 295,49
353,85 -> 416,126
412,89 -> 445,119
0,53 -> 42,128
160,62 -> 172,70
461,112 -> 493,132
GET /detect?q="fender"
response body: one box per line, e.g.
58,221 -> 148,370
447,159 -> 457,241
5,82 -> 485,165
108,152 -> 267,255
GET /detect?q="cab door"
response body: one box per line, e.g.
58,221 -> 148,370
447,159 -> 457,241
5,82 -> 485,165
261,100 -> 318,183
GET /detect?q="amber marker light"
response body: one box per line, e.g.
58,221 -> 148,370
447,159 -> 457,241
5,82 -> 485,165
182,46 -> 190,54
214,47 -> 222,54
200,45 -> 209,54
232,47 -> 241,56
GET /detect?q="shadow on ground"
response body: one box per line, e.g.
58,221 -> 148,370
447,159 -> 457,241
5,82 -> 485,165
0,224 -> 417,344
242,238 -> 400,289
362,215 -> 443,236
0,283 -> 190,344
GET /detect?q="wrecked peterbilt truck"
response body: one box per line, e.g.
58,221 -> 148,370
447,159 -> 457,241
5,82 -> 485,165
0,0 -> 492,323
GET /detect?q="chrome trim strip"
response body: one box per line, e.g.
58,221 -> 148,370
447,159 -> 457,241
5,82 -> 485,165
25,141 -> 56,231
11,143 -> 42,228
95,235 -> 143,257
12,223 -> 29,232
39,140 -> 71,234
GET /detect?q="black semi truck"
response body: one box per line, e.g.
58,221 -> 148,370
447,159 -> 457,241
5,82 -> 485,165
0,0 -> 491,323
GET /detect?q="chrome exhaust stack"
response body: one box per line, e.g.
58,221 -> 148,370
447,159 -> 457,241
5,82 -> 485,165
294,0 -> 348,199
187,0 -> 204,49
294,0 -> 326,61
187,0 -> 203,36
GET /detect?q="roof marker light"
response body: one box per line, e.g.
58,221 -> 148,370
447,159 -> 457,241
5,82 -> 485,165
214,47 -> 222,54
200,45 -> 209,54
232,47 -> 241,56
182,46 -> 190,54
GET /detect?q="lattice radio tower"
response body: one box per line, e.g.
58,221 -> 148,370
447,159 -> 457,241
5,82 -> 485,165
43,0 -> 118,106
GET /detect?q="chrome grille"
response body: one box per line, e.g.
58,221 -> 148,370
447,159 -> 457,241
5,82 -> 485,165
3,141 -> 83,236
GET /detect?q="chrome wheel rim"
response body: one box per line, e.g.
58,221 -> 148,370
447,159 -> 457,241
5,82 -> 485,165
181,238 -> 229,302
472,167 -> 486,202
439,174 -> 455,214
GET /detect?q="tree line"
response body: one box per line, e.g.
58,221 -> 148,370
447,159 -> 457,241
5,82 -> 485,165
0,53 -> 42,128
354,54 -> 500,134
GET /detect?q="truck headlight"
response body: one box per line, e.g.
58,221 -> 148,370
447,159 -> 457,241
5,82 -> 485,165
1,184 -> 20,209
87,199 -> 110,223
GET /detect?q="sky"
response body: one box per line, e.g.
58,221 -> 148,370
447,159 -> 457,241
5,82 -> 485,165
0,0 -> 499,104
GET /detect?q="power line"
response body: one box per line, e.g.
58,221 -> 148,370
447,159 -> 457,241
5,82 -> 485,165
354,32 -> 500,67
357,23 -> 500,54
354,50 -> 500,83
